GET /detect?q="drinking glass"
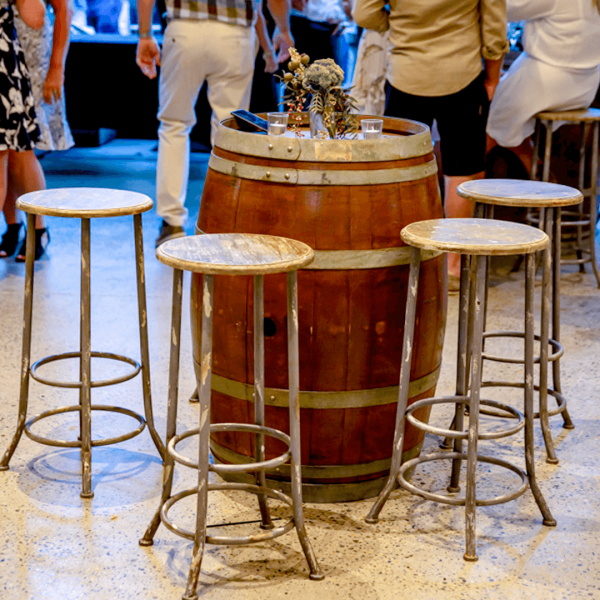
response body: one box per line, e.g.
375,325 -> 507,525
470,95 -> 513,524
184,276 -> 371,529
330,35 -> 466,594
361,118 -> 384,140
267,112 -> 289,136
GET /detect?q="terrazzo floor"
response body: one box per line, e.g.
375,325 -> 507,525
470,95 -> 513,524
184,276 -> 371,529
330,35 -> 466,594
0,141 -> 599,600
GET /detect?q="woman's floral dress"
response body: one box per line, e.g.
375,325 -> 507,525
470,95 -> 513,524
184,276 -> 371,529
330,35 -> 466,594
0,0 -> 40,151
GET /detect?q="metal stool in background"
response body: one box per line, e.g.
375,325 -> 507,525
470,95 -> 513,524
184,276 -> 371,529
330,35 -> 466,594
531,108 -> 600,287
0,188 -> 165,498
140,233 -> 323,600
456,179 -> 583,463
366,218 -> 556,561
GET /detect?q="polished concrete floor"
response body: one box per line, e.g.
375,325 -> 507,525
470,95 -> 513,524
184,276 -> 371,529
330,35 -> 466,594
0,141 -> 599,600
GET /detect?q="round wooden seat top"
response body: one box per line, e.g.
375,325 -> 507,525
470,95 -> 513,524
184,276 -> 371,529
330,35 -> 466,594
15,188 -> 154,218
535,107 -> 600,122
401,218 -> 549,256
457,178 -> 583,208
156,233 -> 315,275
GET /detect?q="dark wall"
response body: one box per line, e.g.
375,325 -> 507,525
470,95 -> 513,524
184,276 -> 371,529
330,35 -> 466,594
64,34 -> 211,146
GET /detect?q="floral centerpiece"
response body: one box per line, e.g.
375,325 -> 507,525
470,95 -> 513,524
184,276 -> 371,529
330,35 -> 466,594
282,48 -> 359,139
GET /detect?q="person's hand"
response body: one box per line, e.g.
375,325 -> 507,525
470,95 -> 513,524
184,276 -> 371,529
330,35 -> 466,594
263,51 -> 278,73
136,37 -> 161,79
484,76 -> 498,102
273,27 -> 294,63
42,64 -> 64,104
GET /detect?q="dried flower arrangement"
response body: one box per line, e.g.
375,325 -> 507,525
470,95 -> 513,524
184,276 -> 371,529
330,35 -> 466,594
282,48 -> 359,139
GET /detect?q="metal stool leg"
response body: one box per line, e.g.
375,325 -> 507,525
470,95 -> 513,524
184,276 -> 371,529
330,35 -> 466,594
551,209 -> 575,430
134,213 -> 165,460
524,254 -> 556,527
463,255 -> 486,562
588,122 -> 600,287
447,254 -> 471,492
253,274 -> 274,530
366,247 -> 422,523
537,227 -> 558,464
0,215 -> 36,470
183,274 -> 214,600
140,268 -> 184,546
80,218 -> 94,499
287,271 -> 323,579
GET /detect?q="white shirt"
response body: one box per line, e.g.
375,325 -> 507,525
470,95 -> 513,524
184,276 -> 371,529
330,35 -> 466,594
292,0 -> 347,25
509,0 -> 600,69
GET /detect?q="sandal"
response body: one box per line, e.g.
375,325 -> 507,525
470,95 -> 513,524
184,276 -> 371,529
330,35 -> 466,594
15,227 -> 50,262
0,222 -> 24,258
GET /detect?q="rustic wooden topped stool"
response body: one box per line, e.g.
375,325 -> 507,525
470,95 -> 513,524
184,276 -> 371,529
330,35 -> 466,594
140,233 -> 323,599
457,178 -> 583,463
531,108 -> 600,287
0,188 -> 165,498
366,218 -> 556,561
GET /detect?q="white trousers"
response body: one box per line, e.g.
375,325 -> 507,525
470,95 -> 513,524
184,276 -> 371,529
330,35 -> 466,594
487,52 -> 600,148
156,19 -> 256,226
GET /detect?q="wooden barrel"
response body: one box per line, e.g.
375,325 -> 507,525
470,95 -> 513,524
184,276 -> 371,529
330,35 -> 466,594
191,114 -> 447,502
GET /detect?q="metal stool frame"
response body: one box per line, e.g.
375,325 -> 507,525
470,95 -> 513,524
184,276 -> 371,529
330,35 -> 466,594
531,111 -> 600,287
0,209 -> 166,498
139,237 -> 323,599
366,221 -> 556,561
474,201 -> 572,464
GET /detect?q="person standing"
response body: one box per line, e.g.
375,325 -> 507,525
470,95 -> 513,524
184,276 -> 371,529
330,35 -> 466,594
136,0 -> 295,247
353,0 -> 508,285
0,0 -> 73,261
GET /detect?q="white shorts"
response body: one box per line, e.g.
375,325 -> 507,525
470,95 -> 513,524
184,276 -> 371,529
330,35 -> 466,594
487,52 -> 600,148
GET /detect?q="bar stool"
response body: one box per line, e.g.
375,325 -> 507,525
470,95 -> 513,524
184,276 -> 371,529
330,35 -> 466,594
139,233 -> 323,599
366,218 -> 556,561
531,108 -> 600,287
0,188 -> 165,498
456,179 -> 583,464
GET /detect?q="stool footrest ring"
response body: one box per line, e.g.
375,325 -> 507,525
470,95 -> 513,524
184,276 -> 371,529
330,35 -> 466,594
30,351 -> 142,389
482,331 -> 563,364
398,452 -> 528,506
480,381 -> 567,419
168,423 -> 291,472
160,483 -> 296,544
24,405 -> 146,447
406,396 -> 524,441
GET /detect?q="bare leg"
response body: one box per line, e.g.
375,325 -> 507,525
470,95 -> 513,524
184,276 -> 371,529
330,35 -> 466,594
0,150 -> 8,213
5,150 -> 46,230
487,134 -> 536,180
444,172 -> 484,277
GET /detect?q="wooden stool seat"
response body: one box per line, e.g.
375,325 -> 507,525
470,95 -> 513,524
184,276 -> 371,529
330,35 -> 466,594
457,178 -> 583,208
156,233 -> 314,274
535,108 -> 600,123
16,187 -> 154,218
401,218 -> 549,256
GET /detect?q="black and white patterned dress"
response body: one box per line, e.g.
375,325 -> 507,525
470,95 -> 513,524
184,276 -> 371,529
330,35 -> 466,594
0,0 -> 41,151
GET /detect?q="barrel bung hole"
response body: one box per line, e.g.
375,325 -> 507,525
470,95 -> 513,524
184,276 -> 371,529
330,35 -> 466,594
264,318 -> 277,337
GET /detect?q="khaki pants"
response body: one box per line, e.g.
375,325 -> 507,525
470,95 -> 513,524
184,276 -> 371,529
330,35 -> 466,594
156,19 -> 256,226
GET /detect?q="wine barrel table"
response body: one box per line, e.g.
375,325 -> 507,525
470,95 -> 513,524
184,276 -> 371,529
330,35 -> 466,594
192,114 -> 447,502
